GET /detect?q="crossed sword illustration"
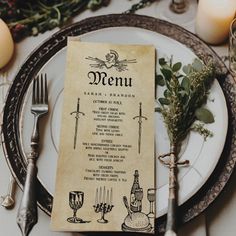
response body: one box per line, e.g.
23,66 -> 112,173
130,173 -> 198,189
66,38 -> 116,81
70,98 -> 85,149
133,102 -> 147,154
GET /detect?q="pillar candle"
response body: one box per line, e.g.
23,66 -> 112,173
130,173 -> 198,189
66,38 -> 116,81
195,0 -> 236,45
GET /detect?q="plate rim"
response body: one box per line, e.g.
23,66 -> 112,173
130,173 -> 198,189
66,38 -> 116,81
1,14 -> 236,233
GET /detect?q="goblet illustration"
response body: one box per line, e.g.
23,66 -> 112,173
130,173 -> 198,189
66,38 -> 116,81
147,188 -> 155,218
67,191 -> 84,223
93,187 -> 114,223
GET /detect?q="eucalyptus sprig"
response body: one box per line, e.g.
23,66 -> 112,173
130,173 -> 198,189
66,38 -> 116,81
156,57 -> 216,236
156,57 -> 215,146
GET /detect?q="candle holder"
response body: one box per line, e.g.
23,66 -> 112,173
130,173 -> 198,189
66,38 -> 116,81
155,0 -> 197,26
170,0 -> 188,14
93,187 -> 114,223
93,202 -> 114,223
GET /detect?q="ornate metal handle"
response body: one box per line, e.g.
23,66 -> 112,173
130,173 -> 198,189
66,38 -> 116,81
17,158 -> 38,236
17,115 -> 40,236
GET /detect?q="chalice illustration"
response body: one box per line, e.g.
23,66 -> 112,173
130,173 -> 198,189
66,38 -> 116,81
67,191 -> 84,223
147,188 -> 155,218
93,187 -> 114,223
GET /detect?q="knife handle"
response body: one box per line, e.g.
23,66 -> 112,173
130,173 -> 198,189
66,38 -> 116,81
17,158 -> 38,236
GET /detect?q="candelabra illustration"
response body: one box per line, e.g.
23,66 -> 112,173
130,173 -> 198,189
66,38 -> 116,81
93,186 -> 114,223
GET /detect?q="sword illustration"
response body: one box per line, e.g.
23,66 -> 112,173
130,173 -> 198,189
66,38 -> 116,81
133,102 -> 147,154
70,98 -> 85,149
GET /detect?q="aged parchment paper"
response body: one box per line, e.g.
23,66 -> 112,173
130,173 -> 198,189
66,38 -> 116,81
51,39 -> 156,233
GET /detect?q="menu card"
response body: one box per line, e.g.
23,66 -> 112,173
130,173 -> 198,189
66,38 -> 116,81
51,39 -> 156,233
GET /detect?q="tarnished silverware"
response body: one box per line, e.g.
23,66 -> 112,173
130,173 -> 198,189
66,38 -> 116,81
17,74 -> 48,236
1,174 -> 16,209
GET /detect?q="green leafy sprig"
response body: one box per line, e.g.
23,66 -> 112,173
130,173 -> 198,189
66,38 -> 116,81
156,57 -> 215,146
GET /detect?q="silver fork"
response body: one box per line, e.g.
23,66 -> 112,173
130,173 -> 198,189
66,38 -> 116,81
17,74 -> 48,236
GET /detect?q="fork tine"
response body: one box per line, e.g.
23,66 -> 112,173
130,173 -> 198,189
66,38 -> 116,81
36,76 -> 40,104
32,77 -> 36,104
44,74 -> 48,104
40,74 -> 44,104
32,74 -> 48,105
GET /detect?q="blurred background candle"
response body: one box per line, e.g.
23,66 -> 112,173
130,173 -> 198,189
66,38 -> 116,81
195,0 -> 236,45
0,19 -> 14,69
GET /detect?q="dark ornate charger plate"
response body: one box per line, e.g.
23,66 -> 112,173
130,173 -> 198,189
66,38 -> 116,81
1,14 -> 236,234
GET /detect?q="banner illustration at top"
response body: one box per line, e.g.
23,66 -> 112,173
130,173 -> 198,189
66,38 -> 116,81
86,49 -> 137,72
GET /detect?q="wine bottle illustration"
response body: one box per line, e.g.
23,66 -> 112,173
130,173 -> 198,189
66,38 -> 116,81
130,170 -> 143,212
